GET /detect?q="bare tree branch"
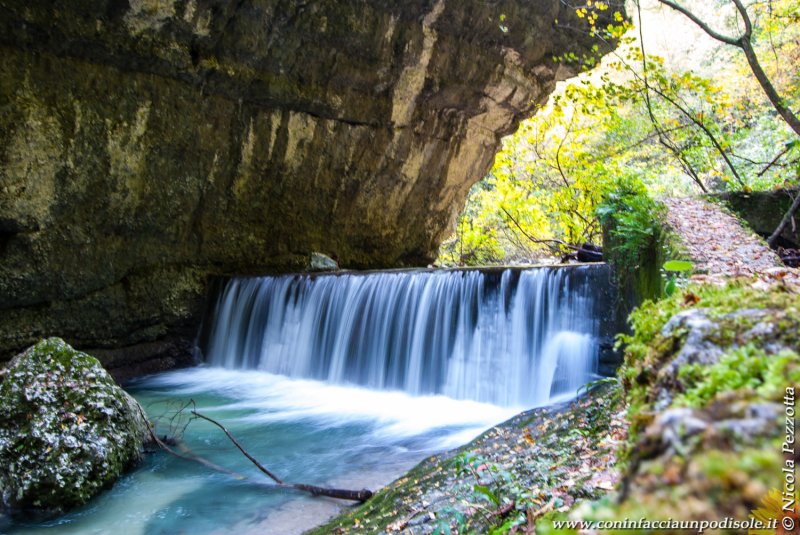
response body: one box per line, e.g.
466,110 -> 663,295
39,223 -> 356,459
499,206 -> 600,259
656,0 -> 740,45
140,403 -> 374,503
647,84 -> 746,187
585,124 -> 690,163
636,2 -> 709,193
192,410 -> 285,484
137,404 -> 245,479
656,0 -> 800,136
555,111 -> 578,189
757,144 -> 793,177
768,191 -> 800,248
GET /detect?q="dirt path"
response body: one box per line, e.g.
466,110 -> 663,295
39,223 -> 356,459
662,197 -> 799,288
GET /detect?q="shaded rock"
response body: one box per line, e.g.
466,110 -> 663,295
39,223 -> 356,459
714,188 -> 800,248
0,0 -> 624,368
0,338 -> 150,517
308,252 -> 339,272
577,243 -> 603,262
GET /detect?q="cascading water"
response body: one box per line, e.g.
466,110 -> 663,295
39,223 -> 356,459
203,267 -> 600,407
10,266 -> 609,535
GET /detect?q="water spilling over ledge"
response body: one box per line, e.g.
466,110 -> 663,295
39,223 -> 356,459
4,265 -> 620,534
201,265 -> 615,407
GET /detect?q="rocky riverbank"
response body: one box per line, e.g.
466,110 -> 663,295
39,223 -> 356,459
309,382 -> 626,534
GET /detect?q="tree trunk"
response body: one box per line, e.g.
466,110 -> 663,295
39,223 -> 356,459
738,37 -> 800,137
768,192 -> 800,248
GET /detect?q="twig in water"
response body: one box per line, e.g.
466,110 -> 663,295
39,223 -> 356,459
138,403 -> 373,502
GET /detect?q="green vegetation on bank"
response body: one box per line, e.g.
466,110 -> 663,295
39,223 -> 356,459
557,281 -> 799,533
620,282 -> 800,439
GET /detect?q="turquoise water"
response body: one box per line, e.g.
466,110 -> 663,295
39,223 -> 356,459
7,367 -> 518,534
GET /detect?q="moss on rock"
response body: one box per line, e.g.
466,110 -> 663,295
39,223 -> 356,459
550,282 -> 799,532
0,338 -> 150,516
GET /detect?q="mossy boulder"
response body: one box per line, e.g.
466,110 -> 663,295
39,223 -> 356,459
0,338 -> 151,516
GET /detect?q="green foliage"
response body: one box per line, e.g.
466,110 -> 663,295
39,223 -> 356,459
447,448 -> 575,535
595,176 -> 663,275
676,346 -> 800,407
438,0 -> 800,267
438,177 -> 551,266
662,260 -> 693,296
662,260 -> 693,272
448,452 -> 527,533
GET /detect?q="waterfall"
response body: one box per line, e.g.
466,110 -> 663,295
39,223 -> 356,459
202,267 -> 601,407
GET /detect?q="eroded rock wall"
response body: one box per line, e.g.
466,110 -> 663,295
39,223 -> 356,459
0,0 -> 622,371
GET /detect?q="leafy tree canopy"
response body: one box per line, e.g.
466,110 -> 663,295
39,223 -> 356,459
438,0 -> 799,267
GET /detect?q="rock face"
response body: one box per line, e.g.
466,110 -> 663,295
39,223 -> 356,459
0,338 -> 151,516
0,1 -> 622,369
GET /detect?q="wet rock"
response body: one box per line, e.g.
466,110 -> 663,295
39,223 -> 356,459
308,252 -> 339,272
0,338 -> 150,517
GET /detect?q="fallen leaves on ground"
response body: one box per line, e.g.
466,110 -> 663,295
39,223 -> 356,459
663,198 -> 800,291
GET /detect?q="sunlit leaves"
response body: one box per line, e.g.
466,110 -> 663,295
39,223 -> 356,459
439,0 -> 800,266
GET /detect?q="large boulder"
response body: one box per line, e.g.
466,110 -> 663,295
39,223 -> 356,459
0,338 -> 150,516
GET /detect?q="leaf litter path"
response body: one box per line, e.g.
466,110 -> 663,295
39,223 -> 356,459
662,197 -> 800,289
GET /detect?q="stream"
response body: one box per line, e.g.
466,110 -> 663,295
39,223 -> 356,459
10,368 -> 518,534
7,266 -> 605,534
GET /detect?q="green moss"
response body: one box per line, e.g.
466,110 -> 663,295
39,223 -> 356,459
675,346 -> 799,407
566,439 -> 783,533
619,282 -> 799,416
556,281 -> 797,532
0,338 -> 149,515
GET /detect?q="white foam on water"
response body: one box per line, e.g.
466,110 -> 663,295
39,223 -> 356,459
141,366 -> 520,449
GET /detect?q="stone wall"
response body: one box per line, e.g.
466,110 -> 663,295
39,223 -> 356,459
716,188 -> 800,247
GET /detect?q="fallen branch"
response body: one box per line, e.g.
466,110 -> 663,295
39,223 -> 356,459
768,191 -> 800,248
291,483 -> 373,502
499,206 -> 602,260
139,403 -> 373,503
137,404 -> 245,479
191,410 -> 284,484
